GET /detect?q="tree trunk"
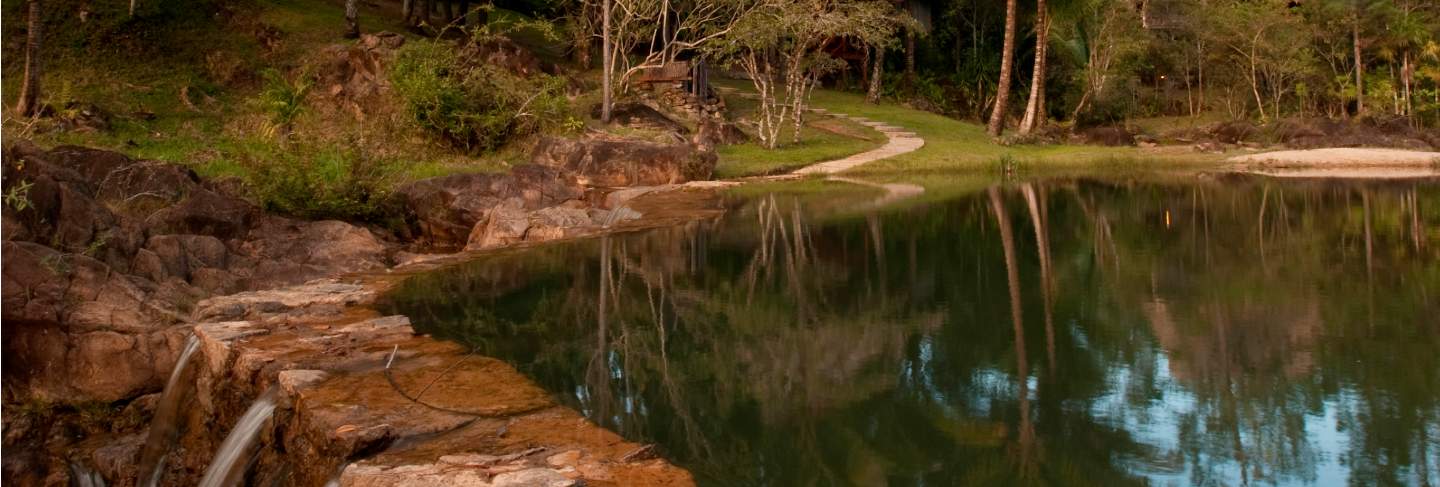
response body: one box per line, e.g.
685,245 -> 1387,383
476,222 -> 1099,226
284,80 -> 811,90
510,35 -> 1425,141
867,46 -> 885,103
601,0 -> 612,123
1353,20 -> 1364,116
1018,0 -> 1048,135
1403,50 -> 1413,118
860,45 -> 872,92
344,0 -> 360,38
904,27 -> 916,94
1249,50 -> 1266,120
987,0 -> 1017,136
16,0 -> 43,118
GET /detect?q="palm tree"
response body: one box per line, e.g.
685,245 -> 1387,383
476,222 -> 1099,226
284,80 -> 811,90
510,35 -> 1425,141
16,0 -> 43,118
987,0 -> 1018,136
1019,0 -> 1050,134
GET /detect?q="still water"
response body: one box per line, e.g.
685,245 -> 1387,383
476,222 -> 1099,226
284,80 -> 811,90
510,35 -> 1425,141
381,176 -> 1440,486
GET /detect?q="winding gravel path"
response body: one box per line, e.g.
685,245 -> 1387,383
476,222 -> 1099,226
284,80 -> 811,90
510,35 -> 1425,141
793,110 -> 926,175
787,109 -> 927,207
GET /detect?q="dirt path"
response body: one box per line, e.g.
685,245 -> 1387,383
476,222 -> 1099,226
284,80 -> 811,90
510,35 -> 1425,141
793,110 -> 926,175
1229,148 -> 1440,178
788,108 -> 929,207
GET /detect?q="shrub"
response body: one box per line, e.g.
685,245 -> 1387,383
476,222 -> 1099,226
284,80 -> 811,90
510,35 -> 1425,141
390,41 -> 569,153
238,143 -> 401,223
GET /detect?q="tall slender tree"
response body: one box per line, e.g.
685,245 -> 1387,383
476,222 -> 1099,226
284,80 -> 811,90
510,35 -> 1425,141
986,0 -> 1018,136
16,0 -> 43,118
601,0 -> 613,122
1019,0 -> 1049,134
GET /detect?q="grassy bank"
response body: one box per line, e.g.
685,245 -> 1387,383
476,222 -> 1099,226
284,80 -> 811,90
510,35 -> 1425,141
711,78 -> 1228,185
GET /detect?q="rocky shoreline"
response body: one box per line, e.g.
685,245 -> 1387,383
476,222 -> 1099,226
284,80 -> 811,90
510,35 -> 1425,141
1,140 -> 724,486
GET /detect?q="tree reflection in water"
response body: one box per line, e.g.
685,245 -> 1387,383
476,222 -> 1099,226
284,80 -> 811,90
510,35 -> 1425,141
383,177 -> 1440,486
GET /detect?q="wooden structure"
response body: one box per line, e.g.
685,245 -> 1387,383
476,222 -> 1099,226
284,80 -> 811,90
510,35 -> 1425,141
635,60 -> 709,99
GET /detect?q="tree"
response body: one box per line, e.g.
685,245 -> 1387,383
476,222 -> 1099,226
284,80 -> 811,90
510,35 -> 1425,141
602,0 -> 612,122
1019,0 -> 1051,134
601,0 -> 758,98
1060,0 -> 1143,123
16,0 -> 43,118
867,45 -> 886,103
1211,0 -> 1313,120
986,0 -> 1018,136
345,0 -> 360,38
712,0 -> 899,148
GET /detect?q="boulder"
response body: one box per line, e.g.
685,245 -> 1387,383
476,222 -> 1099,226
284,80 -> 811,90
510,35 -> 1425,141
694,118 -> 749,149
145,189 -> 255,239
466,204 -> 532,250
396,166 -> 583,248
315,32 -> 406,117
463,204 -> 603,251
231,217 -> 392,290
531,136 -> 716,187
456,35 -> 559,78
1,241 -> 183,333
1,143 -> 399,403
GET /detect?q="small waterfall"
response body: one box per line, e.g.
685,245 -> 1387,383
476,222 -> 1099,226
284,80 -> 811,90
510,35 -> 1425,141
138,334 -> 202,487
68,460 -> 106,487
197,388 -> 279,487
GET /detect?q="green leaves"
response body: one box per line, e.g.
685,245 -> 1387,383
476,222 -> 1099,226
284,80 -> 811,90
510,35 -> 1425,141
390,40 -> 570,153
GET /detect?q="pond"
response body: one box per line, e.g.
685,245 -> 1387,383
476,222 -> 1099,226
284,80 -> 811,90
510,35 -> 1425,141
380,175 -> 1440,486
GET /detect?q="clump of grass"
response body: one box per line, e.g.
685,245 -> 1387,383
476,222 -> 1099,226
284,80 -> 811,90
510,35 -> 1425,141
237,142 -> 402,223
258,68 -> 312,136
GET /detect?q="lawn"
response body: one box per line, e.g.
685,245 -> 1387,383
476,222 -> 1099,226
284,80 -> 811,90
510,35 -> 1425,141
710,78 -> 1228,187
713,81 -> 884,178
800,87 -> 1227,177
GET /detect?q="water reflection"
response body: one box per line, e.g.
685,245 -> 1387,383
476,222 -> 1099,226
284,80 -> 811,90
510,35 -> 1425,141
381,177 -> 1440,486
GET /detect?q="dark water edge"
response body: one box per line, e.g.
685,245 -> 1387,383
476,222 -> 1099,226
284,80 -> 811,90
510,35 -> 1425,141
381,175 -> 1440,486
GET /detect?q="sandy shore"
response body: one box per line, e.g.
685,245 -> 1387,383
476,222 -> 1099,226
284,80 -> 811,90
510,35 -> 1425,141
1229,147 -> 1440,178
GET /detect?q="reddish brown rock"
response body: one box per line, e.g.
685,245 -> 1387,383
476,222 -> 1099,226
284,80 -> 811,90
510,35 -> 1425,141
530,136 -> 716,187
396,165 -> 584,248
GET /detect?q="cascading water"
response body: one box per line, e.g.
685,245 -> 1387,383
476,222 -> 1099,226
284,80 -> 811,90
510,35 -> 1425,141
137,334 -> 201,487
68,460 -> 106,487
197,387 -> 279,487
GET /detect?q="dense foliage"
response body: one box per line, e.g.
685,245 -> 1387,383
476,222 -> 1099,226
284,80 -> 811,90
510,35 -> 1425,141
390,39 -> 570,153
887,0 -> 1440,127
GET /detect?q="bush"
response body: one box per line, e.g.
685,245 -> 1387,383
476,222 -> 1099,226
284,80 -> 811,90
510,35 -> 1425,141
238,143 -> 401,223
390,41 -> 569,153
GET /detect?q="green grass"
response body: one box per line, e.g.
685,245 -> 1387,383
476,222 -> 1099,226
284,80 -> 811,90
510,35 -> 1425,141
714,83 -> 884,178
711,78 -> 1228,188
1,0 -> 527,201
796,87 -> 1226,176
716,125 -> 881,178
